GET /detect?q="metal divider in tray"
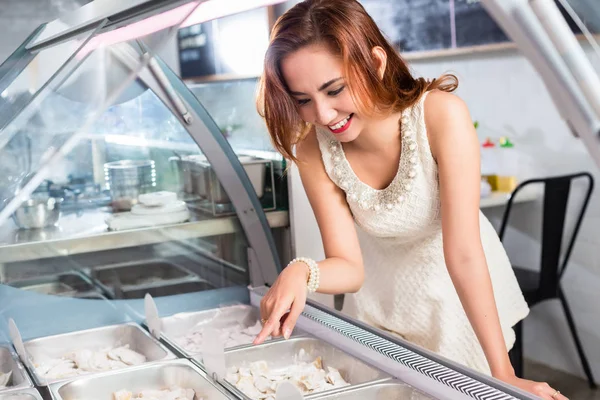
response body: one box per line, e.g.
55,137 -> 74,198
88,259 -> 215,299
48,359 -> 230,400
17,323 -> 175,386
309,380 -> 435,399
152,304 -> 303,360
221,336 -> 391,400
0,388 -> 44,400
0,346 -> 33,393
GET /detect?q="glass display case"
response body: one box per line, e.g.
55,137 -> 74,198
0,1 -> 537,399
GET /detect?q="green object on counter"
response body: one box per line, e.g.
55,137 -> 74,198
499,137 -> 514,148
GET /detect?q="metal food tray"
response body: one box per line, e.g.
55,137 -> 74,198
310,380 -> 434,399
48,359 -> 229,400
21,323 -> 175,386
0,346 -> 32,393
156,304 -> 301,358
0,388 -> 43,400
8,271 -> 98,297
89,259 -> 198,298
222,337 -> 390,400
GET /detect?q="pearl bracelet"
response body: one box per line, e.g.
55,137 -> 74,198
288,257 -> 320,293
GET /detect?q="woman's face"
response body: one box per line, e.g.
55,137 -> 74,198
281,43 -> 364,142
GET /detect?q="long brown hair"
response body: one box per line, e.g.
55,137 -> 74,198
257,0 -> 458,162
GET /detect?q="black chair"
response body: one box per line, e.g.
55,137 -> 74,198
499,172 -> 596,389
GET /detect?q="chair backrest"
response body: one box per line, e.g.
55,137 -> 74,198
498,172 -> 594,300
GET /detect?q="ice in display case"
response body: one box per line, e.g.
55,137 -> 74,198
0,0 -> 586,399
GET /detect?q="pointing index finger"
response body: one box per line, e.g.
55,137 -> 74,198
253,302 -> 289,345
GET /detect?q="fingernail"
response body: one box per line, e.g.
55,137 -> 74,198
284,328 -> 291,340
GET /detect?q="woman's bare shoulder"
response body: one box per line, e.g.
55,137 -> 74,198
424,89 -> 468,118
422,89 -> 475,159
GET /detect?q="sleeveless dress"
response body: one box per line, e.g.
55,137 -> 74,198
314,91 -> 530,374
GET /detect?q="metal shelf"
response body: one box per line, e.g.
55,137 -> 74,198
0,209 -> 289,263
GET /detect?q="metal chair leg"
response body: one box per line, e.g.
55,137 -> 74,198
509,320 -> 524,378
558,288 -> 597,389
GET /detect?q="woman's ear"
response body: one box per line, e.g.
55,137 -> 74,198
371,46 -> 387,80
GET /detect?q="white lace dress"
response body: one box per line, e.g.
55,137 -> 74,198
315,92 -> 530,374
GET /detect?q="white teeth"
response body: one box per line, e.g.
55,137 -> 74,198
329,115 -> 351,130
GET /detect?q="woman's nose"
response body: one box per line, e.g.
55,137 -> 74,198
314,102 -> 336,126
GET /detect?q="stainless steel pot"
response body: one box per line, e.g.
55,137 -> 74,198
169,155 -> 210,197
12,197 -> 62,229
104,160 -> 156,210
177,156 -> 267,202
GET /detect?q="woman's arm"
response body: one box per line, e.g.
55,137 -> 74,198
425,91 -> 511,377
254,126 -> 364,344
425,90 -> 567,400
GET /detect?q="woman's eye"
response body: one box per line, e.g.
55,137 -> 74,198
328,86 -> 345,96
297,98 -> 310,106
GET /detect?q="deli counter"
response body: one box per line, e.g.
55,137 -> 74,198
0,1 -> 537,399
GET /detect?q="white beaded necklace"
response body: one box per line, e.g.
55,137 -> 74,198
326,108 -> 418,212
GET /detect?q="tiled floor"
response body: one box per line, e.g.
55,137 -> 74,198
525,359 -> 599,400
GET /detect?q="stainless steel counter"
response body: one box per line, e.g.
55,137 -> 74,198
0,208 -> 289,263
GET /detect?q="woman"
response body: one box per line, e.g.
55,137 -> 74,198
253,1 -> 566,399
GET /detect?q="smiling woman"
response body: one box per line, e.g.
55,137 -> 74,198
253,1 -> 569,400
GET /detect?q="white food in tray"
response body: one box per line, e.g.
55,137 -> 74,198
175,320 -> 267,352
34,345 -> 146,379
226,355 -> 349,400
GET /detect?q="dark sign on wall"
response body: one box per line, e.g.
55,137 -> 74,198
178,22 -> 219,78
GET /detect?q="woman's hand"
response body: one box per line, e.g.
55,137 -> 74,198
498,374 -> 568,400
253,262 -> 309,345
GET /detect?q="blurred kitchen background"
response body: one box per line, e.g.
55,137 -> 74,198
1,0 -> 599,398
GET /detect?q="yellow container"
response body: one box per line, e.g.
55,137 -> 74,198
487,175 -> 517,192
